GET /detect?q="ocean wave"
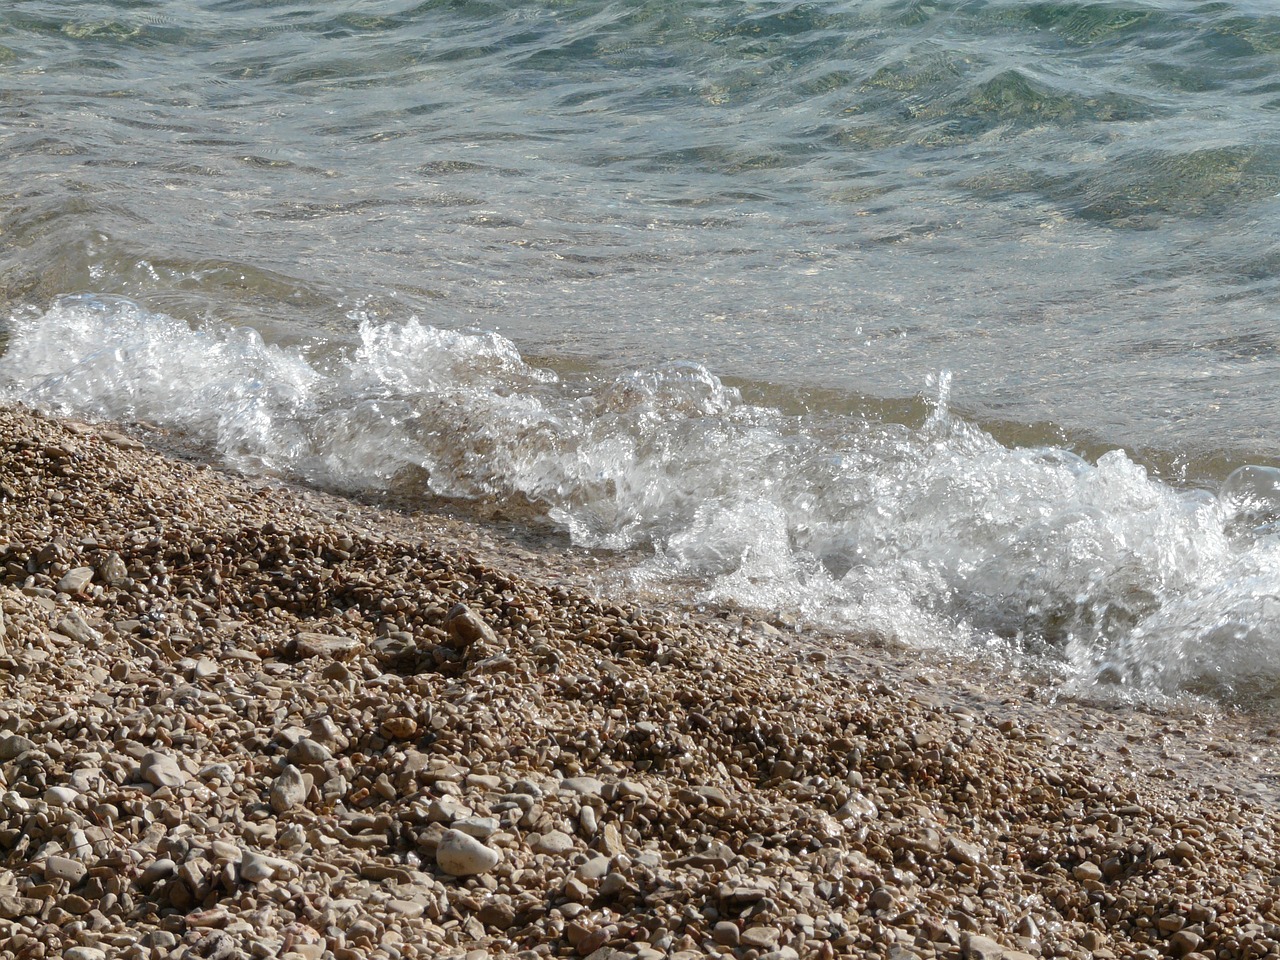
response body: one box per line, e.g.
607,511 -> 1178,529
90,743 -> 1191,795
5,295 -> 1280,704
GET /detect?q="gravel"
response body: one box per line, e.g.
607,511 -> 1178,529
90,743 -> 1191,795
1,403 -> 1279,960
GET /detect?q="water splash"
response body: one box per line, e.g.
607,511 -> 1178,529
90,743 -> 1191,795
5,295 -> 1280,703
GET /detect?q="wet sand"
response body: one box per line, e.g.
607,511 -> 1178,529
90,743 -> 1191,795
1,403 -> 1279,960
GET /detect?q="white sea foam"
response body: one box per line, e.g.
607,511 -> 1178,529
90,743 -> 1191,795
6,294 -> 1280,702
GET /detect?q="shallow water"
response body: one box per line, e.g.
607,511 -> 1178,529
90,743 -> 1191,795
4,0 -> 1280,703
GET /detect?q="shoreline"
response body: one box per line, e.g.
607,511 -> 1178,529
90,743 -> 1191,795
2,403 -> 1279,960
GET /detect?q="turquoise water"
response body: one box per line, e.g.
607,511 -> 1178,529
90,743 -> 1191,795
5,0 -> 1280,701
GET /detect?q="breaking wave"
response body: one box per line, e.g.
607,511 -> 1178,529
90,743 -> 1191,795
6,295 -> 1280,703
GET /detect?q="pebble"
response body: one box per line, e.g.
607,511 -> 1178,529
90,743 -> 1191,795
270,765 -> 308,813
140,751 -> 187,788
199,763 -> 236,783
963,935 -> 1011,960
614,780 -> 648,802
559,777 -> 605,796
741,927 -> 780,950
1170,931 -> 1204,956
295,631 -> 362,660
44,855 -> 87,884
452,816 -> 500,840
381,716 -> 417,739
712,922 -> 740,947
428,796 -> 471,823
0,735 -> 35,761
54,612 -> 100,645
575,856 -> 611,880
947,838 -> 983,867
0,405 -> 1276,960
139,859 -> 177,885
436,829 -> 501,876
240,850 -> 296,883
867,887 -> 896,913
55,566 -> 94,594
287,739 -> 333,765
444,603 -> 499,649
530,830 -> 575,856
43,786 -> 78,807
97,551 -> 128,585
1072,862 -> 1103,883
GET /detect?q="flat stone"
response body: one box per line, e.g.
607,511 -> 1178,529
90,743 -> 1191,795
0,894 -> 42,919
559,777 -> 605,796
44,855 -> 87,885
56,567 -> 94,595
511,779 -> 545,798
211,840 -> 241,862
741,927 -> 780,950
675,840 -> 735,871
597,822 -> 625,857
186,907 -> 231,929
947,838 -> 983,867
615,780 -> 649,802
54,613 -> 101,645
387,899 -> 426,919
141,751 -> 187,788
452,816 -> 500,840
43,786 -> 78,807
286,739 -> 333,765
575,856 -> 611,881
62,894 -> 92,914
0,735 -> 35,762
691,785 -> 729,807
295,632 -> 362,660
428,796 -> 471,823
436,829 -> 501,876
477,898 -> 516,929
63,948 -> 105,960
199,763 -> 235,784
530,830 -> 575,856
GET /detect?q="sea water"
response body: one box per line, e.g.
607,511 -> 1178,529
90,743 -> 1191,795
4,0 -> 1280,704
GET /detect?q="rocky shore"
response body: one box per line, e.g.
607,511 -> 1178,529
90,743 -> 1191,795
2,403 -> 1280,960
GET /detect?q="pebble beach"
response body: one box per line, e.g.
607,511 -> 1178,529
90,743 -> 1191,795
3,402 -> 1280,960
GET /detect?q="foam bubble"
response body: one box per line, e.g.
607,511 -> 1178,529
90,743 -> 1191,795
5,295 -> 1280,702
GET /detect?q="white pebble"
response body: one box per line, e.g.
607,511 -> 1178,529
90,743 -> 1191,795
436,829 -> 501,876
